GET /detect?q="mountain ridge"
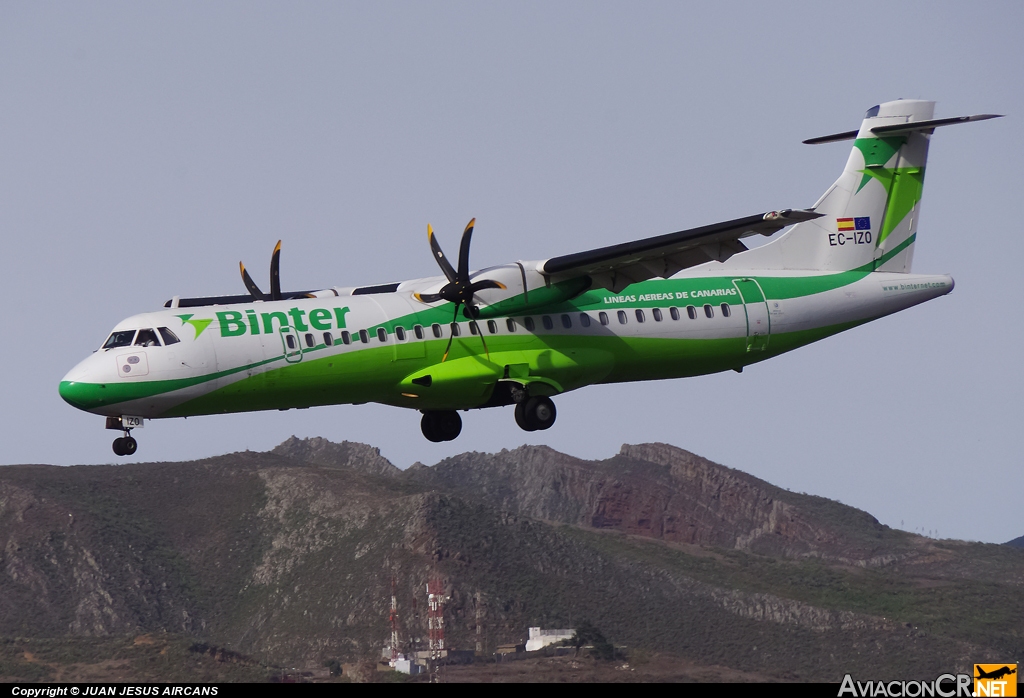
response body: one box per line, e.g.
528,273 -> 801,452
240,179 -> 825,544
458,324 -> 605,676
1,438 -> 1021,682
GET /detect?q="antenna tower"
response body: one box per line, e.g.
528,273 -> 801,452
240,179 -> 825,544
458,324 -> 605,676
427,578 -> 445,678
389,575 -> 399,663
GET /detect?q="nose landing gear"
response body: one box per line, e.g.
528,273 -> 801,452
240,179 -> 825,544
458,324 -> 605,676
106,416 -> 141,456
112,432 -> 138,456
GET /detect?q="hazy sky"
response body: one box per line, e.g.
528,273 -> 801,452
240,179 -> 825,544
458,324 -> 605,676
2,1 -> 1020,544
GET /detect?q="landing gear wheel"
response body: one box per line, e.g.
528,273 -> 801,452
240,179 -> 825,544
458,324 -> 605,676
420,411 -> 462,442
514,402 -> 535,431
516,396 -> 556,431
112,434 -> 138,456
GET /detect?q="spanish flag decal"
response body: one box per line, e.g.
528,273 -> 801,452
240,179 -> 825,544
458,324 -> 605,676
837,217 -> 871,232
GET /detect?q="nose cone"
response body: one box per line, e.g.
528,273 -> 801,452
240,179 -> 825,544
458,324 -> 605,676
59,378 -> 99,411
59,356 -> 109,412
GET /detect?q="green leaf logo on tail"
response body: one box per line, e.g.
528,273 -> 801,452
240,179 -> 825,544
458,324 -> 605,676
175,314 -> 213,338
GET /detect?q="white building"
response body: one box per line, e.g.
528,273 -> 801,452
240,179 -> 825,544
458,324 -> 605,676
526,627 -> 575,652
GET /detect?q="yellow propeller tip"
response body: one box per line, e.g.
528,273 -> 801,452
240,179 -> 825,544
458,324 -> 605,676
465,218 -> 476,231
427,224 -> 433,237
273,240 -> 282,253
495,282 -> 507,290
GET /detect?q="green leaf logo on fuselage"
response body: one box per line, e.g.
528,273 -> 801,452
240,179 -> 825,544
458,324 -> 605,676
175,314 -> 214,338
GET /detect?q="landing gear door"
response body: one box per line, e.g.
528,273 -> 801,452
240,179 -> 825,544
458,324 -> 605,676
732,278 -> 770,352
279,326 -> 303,363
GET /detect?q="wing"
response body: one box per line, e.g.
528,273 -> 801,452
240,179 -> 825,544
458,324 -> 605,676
540,209 -> 822,293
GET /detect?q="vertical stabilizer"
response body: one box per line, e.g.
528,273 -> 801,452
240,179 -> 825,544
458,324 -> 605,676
737,99 -> 936,273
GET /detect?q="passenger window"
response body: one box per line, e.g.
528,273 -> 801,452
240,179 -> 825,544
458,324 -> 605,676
396,326 -> 406,341
579,313 -> 591,328
687,306 -> 697,320
652,308 -> 663,322
286,335 -> 297,350
341,330 -> 351,345
721,303 -> 731,317
324,332 -> 333,346
305,333 -> 315,348
599,312 -> 609,326
506,318 -> 517,332
542,316 -> 553,330
617,310 -> 627,324
377,327 -> 387,342
704,304 -> 714,318
487,320 -> 497,334
414,325 -> 424,340
359,329 -> 369,343
158,327 -> 180,345
669,307 -> 680,321
135,329 -> 160,347
524,317 -> 535,331
635,309 -> 645,323
469,321 -> 479,335
432,323 -> 442,338
451,323 -> 461,337
561,314 -> 572,329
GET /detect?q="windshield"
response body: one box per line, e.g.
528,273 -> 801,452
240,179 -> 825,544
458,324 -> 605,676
102,330 -> 137,349
134,329 -> 161,347
158,327 -> 180,345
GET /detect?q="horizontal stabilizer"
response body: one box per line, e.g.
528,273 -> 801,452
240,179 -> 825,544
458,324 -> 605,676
870,113 -> 1003,136
805,113 -> 1002,145
802,129 -> 859,145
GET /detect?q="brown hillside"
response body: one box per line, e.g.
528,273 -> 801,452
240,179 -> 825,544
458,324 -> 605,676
1,439 -> 1021,682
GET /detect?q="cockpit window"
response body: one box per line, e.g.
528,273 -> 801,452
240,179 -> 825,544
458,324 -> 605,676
102,330 -> 137,349
158,327 -> 180,345
135,329 -> 161,347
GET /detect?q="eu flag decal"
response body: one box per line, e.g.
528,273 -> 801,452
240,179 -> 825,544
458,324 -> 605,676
854,217 -> 871,230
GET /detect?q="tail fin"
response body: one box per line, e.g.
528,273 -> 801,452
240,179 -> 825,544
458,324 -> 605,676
743,100 -> 998,273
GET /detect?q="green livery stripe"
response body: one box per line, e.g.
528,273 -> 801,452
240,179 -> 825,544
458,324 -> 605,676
59,353 -> 292,410
852,234 -> 917,273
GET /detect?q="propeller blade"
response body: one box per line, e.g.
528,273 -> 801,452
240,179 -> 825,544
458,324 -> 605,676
240,262 -> 268,301
441,304 -> 460,362
413,292 -> 445,304
457,218 -> 475,282
469,279 -> 506,293
270,240 -> 282,301
428,225 -> 458,284
477,321 -> 490,361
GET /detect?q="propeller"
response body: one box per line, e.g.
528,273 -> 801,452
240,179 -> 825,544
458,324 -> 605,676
239,241 -> 284,301
414,219 -> 506,361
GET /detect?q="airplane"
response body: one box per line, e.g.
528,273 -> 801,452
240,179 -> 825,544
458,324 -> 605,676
59,99 -> 1000,455
975,666 -> 1017,681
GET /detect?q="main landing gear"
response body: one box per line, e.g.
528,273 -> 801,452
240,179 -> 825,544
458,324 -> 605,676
419,396 -> 558,442
112,432 -> 138,456
421,410 -> 463,443
514,396 -> 557,432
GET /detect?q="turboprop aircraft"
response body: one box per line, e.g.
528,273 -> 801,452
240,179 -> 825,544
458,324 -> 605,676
59,99 -> 1000,455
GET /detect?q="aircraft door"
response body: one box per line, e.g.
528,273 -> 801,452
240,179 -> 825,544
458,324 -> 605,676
732,278 -> 770,352
279,326 -> 303,363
